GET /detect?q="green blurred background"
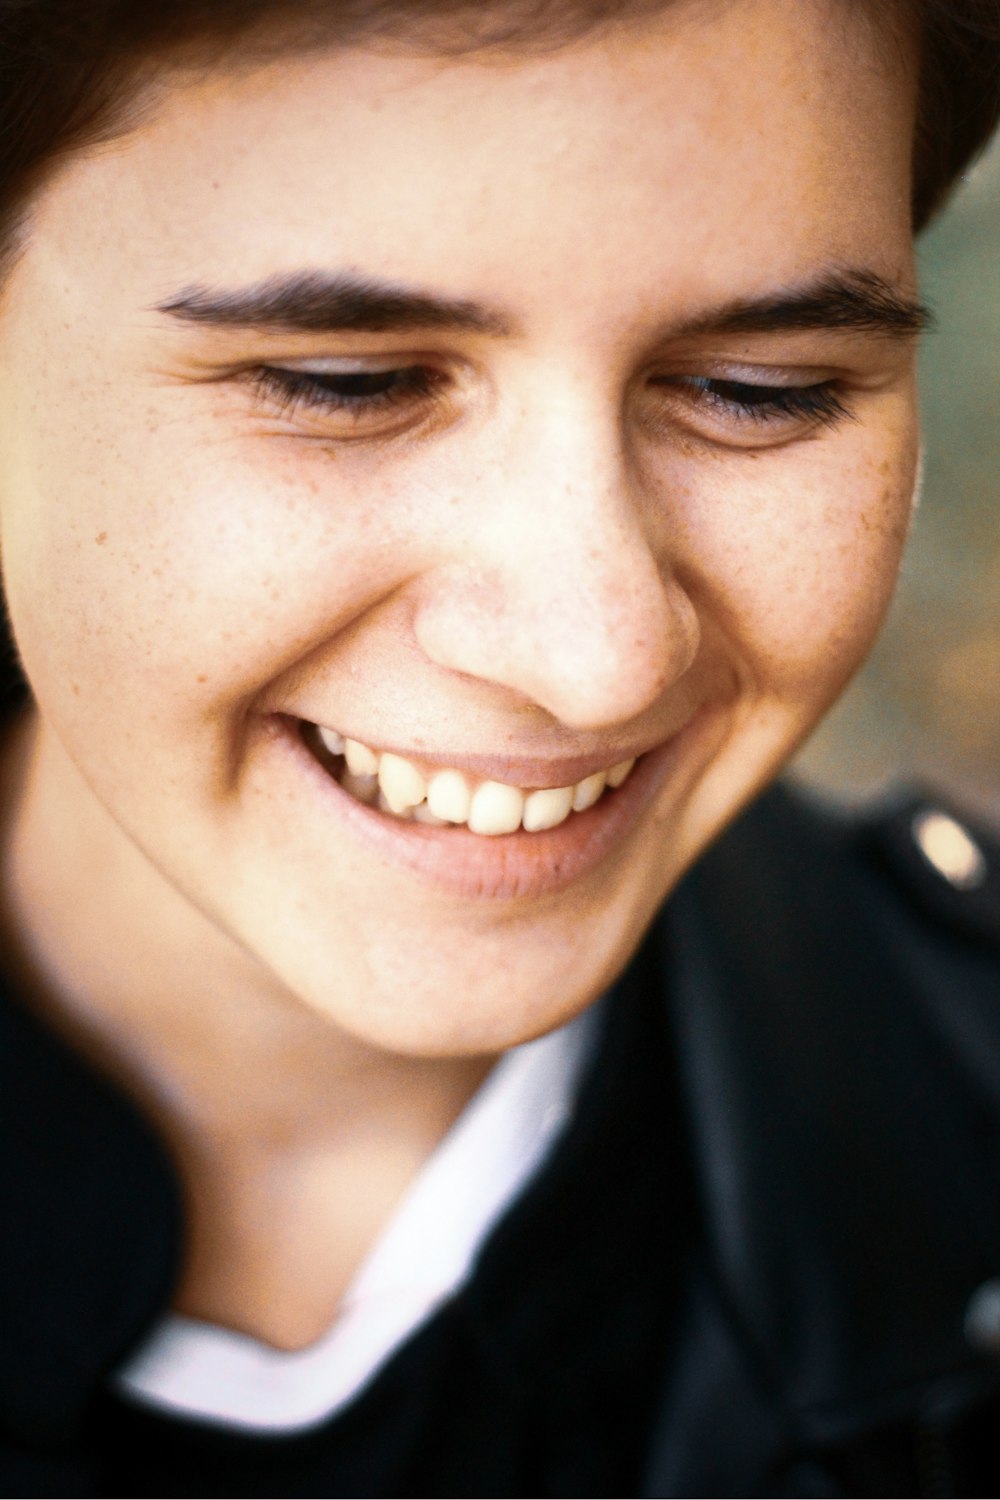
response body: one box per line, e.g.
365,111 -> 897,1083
793,136 -> 1000,819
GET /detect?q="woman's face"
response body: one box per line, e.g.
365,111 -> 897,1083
0,0 -> 921,1054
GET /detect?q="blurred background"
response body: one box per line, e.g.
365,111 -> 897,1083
792,135 -> 1000,821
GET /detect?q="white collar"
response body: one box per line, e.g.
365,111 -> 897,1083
115,1003 -> 599,1432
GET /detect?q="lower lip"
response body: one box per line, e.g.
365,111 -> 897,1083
274,710 -> 715,901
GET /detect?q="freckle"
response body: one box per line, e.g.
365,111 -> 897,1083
196,674 -> 207,683
71,682 -> 80,696
95,531 -> 107,545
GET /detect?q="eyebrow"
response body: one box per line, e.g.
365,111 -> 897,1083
154,267 -> 930,341
155,272 -> 512,337
683,270 -> 931,340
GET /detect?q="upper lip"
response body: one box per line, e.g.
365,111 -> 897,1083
291,714 -> 688,789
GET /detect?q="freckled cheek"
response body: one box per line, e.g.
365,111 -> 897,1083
673,456 -> 915,700
766,504 -> 909,694
7,424 -> 434,719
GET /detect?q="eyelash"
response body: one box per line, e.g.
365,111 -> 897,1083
250,364 -> 852,433
252,364 -> 441,416
668,375 -> 852,427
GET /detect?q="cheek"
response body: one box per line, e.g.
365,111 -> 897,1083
0,389 -> 429,738
667,423 -> 918,704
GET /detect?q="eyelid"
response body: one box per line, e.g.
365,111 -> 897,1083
652,355 -> 839,387
689,376 -> 851,418
267,354 -> 427,375
651,339 -> 912,398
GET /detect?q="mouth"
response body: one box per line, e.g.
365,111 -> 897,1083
276,706 -> 718,901
301,723 -> 638,836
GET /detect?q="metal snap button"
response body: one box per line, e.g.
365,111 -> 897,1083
911,809 -> 988,892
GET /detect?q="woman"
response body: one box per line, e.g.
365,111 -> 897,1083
0,1 -> 998,1493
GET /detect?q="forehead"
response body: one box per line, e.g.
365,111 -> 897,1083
16,0 -> 916,332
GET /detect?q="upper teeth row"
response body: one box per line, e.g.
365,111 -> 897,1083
315,727 -> 636,835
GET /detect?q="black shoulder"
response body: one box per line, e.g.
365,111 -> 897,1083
687,777 -> 1000,956
0,986 -> 183,1448
661,780 -> 1000,1449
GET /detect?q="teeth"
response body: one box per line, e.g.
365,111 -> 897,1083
341,769 -> 379,807
315,727 -> 639,833
344,737 -> 379,777
468,780 -> 525,836
522,785 -> 574,832
378,752 -> 427,813
412,801 -> 448,826
571,770 -> 606,812
318,725 -> 345,757
377,787 -> 413,819
606,758 -> 636,788
426,768 -> 472,824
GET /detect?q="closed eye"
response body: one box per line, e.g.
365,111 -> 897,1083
251,363 -> 444,418
246,362 -> 855,448
661,375 -> 853,428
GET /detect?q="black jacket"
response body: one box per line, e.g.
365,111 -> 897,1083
2,782 -> 1000,1497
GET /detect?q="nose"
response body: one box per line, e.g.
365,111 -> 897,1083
412,407 -> 699,731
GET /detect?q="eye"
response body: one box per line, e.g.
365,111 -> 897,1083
649,373 -> 854,443
250,362 -> 445,421
687,376 -> 849,423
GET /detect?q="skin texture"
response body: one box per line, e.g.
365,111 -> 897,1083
0,0 -> 920,1342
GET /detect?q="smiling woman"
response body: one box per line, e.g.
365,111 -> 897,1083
0,2 -> 998,1496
